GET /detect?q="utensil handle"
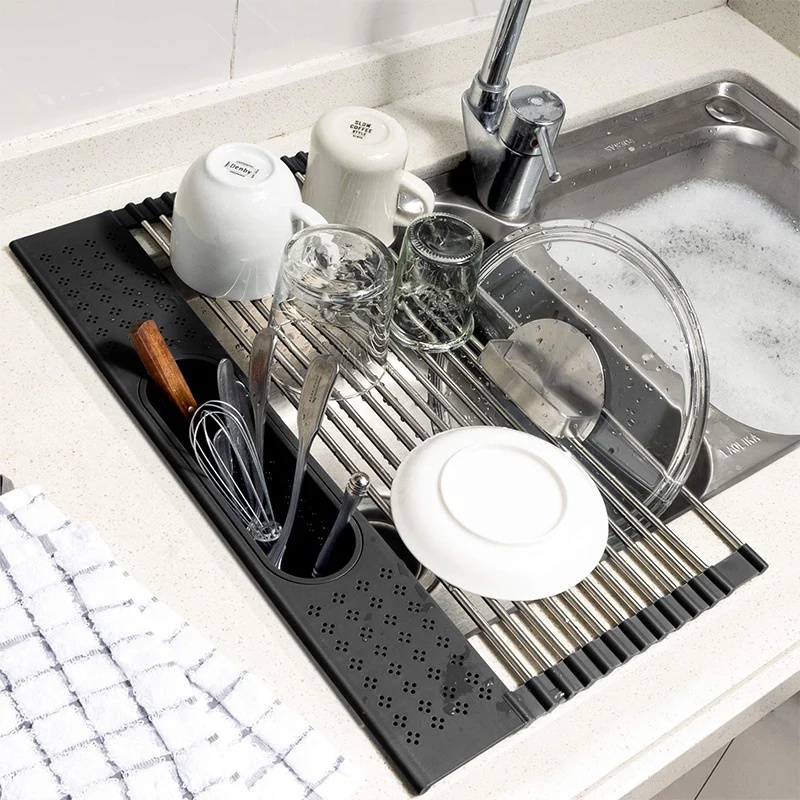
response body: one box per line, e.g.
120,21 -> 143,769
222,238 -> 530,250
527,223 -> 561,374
129,319 -> 197,418
296,355 -> 339,443
313,472 -> 370,577
269,355 -> 339,570
249,327 -> 279,468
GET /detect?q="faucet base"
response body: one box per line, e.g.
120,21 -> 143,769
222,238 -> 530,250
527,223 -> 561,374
462,91 -> 549,220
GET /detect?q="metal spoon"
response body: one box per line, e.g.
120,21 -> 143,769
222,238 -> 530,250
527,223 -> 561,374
312,472 -> 370,578
249,328 -> 278,469
269,354 -> 340,569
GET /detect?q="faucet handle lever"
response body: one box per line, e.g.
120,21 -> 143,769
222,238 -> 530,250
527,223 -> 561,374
498,85 -> 565,181
536,126 -> 561,183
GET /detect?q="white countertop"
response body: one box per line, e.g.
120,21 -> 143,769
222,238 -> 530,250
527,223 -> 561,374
1,6 -> 799,799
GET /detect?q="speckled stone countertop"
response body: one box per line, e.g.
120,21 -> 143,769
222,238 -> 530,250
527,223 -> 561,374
1,7 -> 799,799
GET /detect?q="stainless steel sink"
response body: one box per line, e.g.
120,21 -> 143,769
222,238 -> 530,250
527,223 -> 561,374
433,79 -> 800,502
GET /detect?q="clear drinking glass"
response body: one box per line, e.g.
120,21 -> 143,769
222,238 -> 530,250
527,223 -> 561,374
391,213 -> 483,352
268,225 -> 397,399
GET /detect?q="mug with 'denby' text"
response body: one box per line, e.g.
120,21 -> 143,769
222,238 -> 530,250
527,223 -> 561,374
170,142 -> 325,301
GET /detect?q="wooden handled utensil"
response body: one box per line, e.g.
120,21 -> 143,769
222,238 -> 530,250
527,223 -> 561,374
129,319 -> 197,418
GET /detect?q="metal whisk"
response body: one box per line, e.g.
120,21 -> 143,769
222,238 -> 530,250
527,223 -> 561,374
189,400 -> 280,543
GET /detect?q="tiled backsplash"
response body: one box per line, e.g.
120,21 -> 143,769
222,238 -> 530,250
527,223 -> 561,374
3,0 -> 743,145
1,0 -> 502,141
1,0 -> 237,141
234,0 -> 502,76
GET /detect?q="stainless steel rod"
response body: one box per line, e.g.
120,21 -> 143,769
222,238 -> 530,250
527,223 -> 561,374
559,591 -> 606,638
414,349 -> 498,426
579,578 -> 625,625
681,488 -> 743,548
602,408 -> 743,549
538,598 -> 590,647
141,220 -> 171,254
483,598 -> 550,670
595,558 -> 646,613
573,440 -> 707,572
512,602 -> 571,660
610,519 -> 676,592
269,340 -> 398,488
443,585 -> 535,682
274,327 -> 403,470
269,357 -> 395,519
290,318 -> 420,453
250,299 -> 438,441
387,343 -> 473,428
604,546 -> 661,604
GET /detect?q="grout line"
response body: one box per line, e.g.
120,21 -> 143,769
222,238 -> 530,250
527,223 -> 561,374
229,0 -> 241,80
693,739 -> 735,800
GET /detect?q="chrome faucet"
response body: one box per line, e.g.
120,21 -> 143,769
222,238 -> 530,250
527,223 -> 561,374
462,0 -> 565,219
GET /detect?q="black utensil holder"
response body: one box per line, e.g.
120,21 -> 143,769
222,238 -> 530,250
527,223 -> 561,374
10,206 -> 530,794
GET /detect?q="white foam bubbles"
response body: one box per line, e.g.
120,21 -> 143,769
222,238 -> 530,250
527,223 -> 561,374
601,179 -> 800,434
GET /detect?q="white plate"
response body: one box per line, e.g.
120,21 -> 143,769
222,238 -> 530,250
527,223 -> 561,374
390,427 -> 608,600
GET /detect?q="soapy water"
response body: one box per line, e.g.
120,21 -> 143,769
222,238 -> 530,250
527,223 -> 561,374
555,179 -> 799,434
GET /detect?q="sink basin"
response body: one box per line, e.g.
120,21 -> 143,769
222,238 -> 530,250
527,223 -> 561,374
433,79 -> 800,502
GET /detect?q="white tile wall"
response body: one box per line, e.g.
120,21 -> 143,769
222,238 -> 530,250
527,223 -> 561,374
0,0 -> 506,142
0,0 -> 236,141
232,0 -> 501,77
0,0 -> 718,144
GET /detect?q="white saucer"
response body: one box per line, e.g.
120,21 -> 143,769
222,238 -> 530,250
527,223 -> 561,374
390,427 -> 608,600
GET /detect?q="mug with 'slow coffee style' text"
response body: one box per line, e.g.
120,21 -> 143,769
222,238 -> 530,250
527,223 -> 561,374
302,107 -> 435,245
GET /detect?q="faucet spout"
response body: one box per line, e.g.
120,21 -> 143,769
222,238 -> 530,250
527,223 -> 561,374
463,0 -> 565,219
470,0 -> 532,123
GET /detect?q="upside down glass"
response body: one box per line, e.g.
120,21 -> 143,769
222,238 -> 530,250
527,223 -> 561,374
268,225 -> 397,400
391,213 -> 483,352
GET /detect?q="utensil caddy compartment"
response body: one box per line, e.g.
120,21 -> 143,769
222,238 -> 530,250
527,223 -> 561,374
10,191 -> 768,794
139,355 -> 361,579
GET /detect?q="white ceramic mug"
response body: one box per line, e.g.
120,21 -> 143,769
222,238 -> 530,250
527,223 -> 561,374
302,107 -> 435,245
171,142 -> 326,301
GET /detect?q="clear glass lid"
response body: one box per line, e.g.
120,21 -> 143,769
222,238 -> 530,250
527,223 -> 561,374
474,219 -> 710,515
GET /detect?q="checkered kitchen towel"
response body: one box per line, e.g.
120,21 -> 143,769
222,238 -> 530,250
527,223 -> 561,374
0,485 -> 359,800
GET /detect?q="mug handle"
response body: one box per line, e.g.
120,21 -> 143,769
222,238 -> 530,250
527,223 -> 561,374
290,202 -> 327,230
393,171 -> 435,227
